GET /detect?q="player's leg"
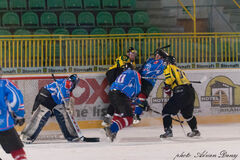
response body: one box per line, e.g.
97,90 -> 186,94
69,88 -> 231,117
160,96 -> 179,138
31,87 -> 56,114
101,104 -> 114,127
133,80 -> 153,124
181,86 -> 200,137
102,68 -> 119,127
181,109 -> 200,137
20,105 -> 51,143
104,91 -> 133,141
0,127 -> 27,160
184,85 -> 200,137
53,105 -> 79,142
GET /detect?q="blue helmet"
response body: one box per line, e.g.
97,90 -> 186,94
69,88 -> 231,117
68,74 -> 80,91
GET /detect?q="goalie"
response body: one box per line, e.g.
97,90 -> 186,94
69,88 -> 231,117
20,74 -> 80,143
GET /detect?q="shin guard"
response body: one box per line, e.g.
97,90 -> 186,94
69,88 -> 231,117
185,116 -> 197,131
21,105 -> 51,143
53,105 -> 78,141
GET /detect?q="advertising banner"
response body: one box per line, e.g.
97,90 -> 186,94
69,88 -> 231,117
150,69 -> 240,117
5,68 -> 240,125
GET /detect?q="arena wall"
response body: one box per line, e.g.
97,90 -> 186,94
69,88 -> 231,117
5,69 -> 240,131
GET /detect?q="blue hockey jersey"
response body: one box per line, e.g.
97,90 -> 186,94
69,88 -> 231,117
0,79 -> 25,131
44,79 -> 72,105
139,58 -> 165,86
110,69 -> 141,99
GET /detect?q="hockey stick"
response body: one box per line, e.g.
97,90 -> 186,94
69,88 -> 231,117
149,108 -> 184,124
159,44 -> 171,50
177,114 -> 187,136
142,76 -> 207,84
51,74 -> 100,142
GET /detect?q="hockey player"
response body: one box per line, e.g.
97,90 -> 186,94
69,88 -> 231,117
133,48 -> 168,124
104,63 -> 141,142
106,47 -> 137,85
20,74 -> 80,143
160,56 -> 200,138
0,78 -> 28,160
102,47 -> 137,127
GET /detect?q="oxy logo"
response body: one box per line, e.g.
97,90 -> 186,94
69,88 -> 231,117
73,78 -> 109,104
39,78 -> 109,105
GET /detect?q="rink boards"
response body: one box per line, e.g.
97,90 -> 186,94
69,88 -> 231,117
4,68 -> 240,131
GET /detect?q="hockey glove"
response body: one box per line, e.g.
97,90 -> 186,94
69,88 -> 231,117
134,99 -> 150,112
140,100 -> 150,112
163,85 -> 172,97
14,117 -> 25,126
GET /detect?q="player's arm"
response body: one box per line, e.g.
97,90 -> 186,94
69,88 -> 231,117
58,80 -> 71,104
164,65 -> 175,86
5,80 -> 25,117
108,56 -> 124,70
5,80 -> 25,126
163,65 -> 175,96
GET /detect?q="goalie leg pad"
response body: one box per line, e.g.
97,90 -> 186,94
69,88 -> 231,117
21,105 -> 51,142
53,105 -> 78,141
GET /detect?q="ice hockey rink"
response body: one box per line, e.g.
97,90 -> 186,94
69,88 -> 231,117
1,123 -> 240,160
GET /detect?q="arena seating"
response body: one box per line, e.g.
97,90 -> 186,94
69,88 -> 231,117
0,0 -> 161,35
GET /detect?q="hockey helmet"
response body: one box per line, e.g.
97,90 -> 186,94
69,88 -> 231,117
68,74 -> 80,91
154,48 -> 169,59
127,47 -> 137,55
164,56 -> 176,65
68,74 -> 79,82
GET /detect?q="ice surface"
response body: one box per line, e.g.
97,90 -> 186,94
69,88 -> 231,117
1,123 -> 240,160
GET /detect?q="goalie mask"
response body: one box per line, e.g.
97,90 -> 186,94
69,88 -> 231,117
67,74 -> 80,91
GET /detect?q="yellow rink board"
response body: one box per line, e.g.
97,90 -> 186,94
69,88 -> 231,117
15,114 -> 240,132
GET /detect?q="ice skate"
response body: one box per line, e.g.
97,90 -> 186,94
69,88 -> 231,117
101,114 -> 112,127
67,136 -> 80,142
187,129 -> 200,137
160,128 -> 173,138
20,134 -> 34,144
133,114 -> 141,124
104,127 -> 117,142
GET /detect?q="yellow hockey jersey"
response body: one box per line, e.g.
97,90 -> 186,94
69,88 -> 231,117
108,55 -> 136,70
163,64 -> 191,89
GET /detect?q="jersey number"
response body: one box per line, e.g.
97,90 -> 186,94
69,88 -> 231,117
116,74 -> 126,83
176,69 -> 184,79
